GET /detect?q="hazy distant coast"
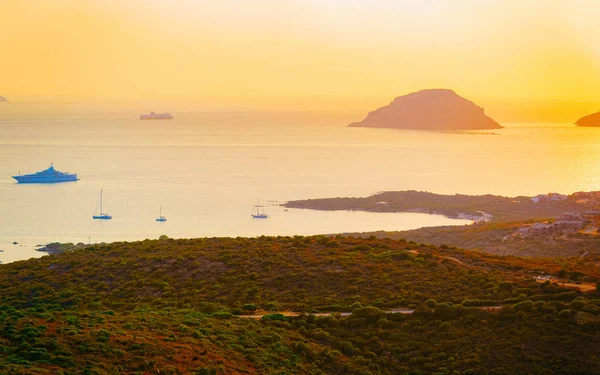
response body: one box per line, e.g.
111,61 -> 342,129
0,95 -> 8,102
348,89 -> 502,130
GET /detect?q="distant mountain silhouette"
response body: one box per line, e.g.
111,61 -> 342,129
0,95 -> 7,103
349,89 -> 502,130
575,111 -> 600,127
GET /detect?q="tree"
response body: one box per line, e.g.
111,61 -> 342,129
434,303 -> 457,320
425,299 -> 438,310
570,297 -> 586,311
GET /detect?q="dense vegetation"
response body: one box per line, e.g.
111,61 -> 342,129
1,236 -> 599,374
348,221 -> 600,257
284,190 -> 599,222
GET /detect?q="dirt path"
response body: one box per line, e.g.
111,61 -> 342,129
535,279 -> 596,292
561,282 -> 596,292
239,308 -> 414,319
411,249 -> 596,292
409,250 -> 470,267
440,255 -> 470,267
239,306 -> 505,319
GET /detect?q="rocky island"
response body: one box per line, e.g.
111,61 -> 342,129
0,95 -> 8,102
349,89 -> 502,130
575,111 -> 600,127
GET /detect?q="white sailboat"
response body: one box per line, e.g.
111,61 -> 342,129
251,199 -> 269,219
156,205 -> 167,222
92,189 -> 112,220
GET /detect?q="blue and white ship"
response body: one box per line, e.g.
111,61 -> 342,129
12,163 -> 78,183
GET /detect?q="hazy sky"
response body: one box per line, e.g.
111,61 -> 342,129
2,0 -> 600,110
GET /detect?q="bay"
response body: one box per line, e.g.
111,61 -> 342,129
3,102 -> 600,262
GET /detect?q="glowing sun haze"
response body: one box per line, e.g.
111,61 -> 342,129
2,0 -> 600,114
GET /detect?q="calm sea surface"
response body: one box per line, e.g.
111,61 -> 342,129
2,103 -> 600,263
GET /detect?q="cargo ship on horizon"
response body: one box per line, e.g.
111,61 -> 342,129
12,163 -> 79,183
140,112 -> 173,120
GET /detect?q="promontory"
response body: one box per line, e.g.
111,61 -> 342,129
0,95 -> 7,102
575,111 -> 600,127
348,89 -> 502,130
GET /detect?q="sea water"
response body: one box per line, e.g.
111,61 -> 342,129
2,103 -> 600,262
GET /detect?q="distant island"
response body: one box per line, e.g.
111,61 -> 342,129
348,89 -> 502,130
0,95 -> 7,102
575,111 -> 600,127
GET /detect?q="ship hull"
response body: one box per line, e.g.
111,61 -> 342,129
12,174 -> 79,183
140,115 -> 173,120
93,215 -> 112,220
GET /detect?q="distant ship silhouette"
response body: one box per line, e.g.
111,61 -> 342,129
140,112 -> 173,120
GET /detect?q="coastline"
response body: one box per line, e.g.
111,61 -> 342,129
282,190 -> 600,222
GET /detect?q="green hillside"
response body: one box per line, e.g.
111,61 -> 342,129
0,236 -> 598,374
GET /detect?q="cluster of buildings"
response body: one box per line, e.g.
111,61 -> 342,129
517,212 -> 600,237
531,193 -> 568,203
571,191 -> 600,204
457,212 -> 493,223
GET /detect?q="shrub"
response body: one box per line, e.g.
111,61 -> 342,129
261,313 -> 288,322
425,299 -> 438,309
514,300 -> 534,312
211,312 -> 233,319
434,303 -> 457,320
559,309 -> 572,319
264,301 -> 279,311
231,308 -> 243,315
325,240 -> 340,248
570,297 -> 586,311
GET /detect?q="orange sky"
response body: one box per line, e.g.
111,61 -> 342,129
2,0 -> 600,117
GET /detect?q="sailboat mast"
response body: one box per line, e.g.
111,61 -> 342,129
100,189 -> 103,214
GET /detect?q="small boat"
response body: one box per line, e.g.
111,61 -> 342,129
92,189 -> 112,220
251,199 -> 269,219
156,205 -> 167,222
12,163 -> 78,183
140,112 -> 173,120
